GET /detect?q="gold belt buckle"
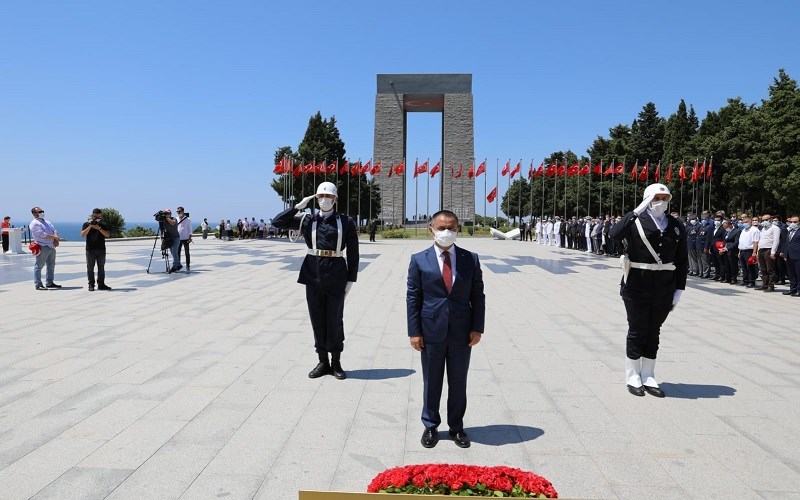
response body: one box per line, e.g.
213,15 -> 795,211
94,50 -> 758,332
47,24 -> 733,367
319,249 -> 333,257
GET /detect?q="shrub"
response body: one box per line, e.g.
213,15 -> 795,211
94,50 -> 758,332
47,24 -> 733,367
125,225 -> 157,237
381,229 -> 410,239
98,207 -> 125,238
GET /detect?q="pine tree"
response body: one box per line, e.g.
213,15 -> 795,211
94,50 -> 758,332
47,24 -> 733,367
762,69 -> 800,213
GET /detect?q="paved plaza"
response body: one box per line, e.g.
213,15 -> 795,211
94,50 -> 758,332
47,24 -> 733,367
1,235 -> 799,499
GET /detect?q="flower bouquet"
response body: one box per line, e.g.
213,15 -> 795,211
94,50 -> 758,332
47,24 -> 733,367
367,464 -> 557,497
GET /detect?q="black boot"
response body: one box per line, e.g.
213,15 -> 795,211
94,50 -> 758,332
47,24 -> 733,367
308,352 -> 332,379
330,353 -> 347,380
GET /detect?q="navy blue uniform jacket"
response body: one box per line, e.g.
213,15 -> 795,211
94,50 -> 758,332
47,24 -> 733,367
407,245 -> 486,344
272,208 -> 359,292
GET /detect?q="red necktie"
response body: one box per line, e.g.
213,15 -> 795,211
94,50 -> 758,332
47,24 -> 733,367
442,250 -> 453,293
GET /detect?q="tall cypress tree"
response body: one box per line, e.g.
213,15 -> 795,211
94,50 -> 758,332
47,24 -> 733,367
762,69 -> 800,213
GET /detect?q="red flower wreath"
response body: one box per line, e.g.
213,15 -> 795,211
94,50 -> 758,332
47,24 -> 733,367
367,463 -> 557,497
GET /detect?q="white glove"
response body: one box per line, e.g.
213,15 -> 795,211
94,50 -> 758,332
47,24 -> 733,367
294,195 -> 316,210
633,194 -> 654,216
671,290 -> 683,310
345,281 -> 354,297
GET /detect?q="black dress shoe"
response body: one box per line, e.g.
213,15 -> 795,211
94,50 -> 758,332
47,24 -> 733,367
782,291 -> 796,295
330,362 -> 346,380
627,384 -> 645,396
97,284 -> 112,291
88,285 -> 95,291
421,428 -> 438,448
746,283 -> 755,288
449,429 -> 471,448
643,385 -> 666,398
308,362 -> 332,379
45,283 -> 62,288
793,293 -> 800,297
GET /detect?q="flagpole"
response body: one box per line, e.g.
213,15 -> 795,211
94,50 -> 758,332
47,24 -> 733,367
701,157 -> 706,213
552,161 -> 557,218
540,158 -> 545,223
588,159 -> 592,217
576,161 -> 581,217
369,160 -> 373,224
414,158 -> 419,237
708,156 -> 713,212
508,159 -> 512,225
426,158 -> 430,227
483,159 -> 487,228
495,159 -> 499,224
598,160 -> 603,217
610,158 -> 615,216
621,158 -> 626,214
529,161 -> 534,224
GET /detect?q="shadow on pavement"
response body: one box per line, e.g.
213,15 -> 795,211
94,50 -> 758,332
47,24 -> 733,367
466,424 -> 544,446
346,368 -> 415,380
659,383 -> 737,399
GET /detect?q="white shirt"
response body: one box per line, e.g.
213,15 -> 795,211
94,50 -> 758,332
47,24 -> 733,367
738,225 -> 761,250
553,221 -> 561,233
433,244 -> 456,287
759,225 -> 781,253
177,216 -> 192,240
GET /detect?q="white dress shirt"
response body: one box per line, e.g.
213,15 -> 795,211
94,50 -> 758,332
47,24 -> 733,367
433,244 -> 457,287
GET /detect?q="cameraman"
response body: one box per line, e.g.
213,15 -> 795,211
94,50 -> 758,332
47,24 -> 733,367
161,209 -> 182,273
80,208 -> 111,291
176,206 -> 192,272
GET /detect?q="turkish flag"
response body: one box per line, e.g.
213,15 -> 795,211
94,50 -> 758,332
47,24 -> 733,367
579,165 -> 590,176
592,162 -> 602,175
706,159 -> 713,180
370,162 -> 381,176
327,161 -> 337,174
467,163 -> 475,178
615,163 -> 624,175
568,164 -> 580,176
501,161 -> 510,176
510,162 -> 521,178
476,161 -> 486,178
698,160 -> 706,178
360,162 -> 370,175
486,186 -> 498,203
430,162 -> 440,177
351,164 -> 360,176
454,163 -> 463,178
630,164 -> 637,181
527,163 -> 534,179
666,164 -> 672,183
545,164 -> 557,177
292,165 -> 302,177
339,162 -> 349,175
604,166 -> 614,176
394,162 -> 404,175
654,162 -> 661,182
534,165 -> 544,178
679,162 -> 687,181
638,162 -> 648,181
557,164 -> 566,176
691,160 -> 699,182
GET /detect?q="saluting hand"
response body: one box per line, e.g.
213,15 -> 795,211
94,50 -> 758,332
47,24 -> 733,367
633,194 -> 654,216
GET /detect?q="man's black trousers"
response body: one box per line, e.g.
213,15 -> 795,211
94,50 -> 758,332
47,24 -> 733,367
305,285 -> 345,354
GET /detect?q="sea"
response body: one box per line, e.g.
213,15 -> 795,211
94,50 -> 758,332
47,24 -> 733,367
39,221 -> 162,242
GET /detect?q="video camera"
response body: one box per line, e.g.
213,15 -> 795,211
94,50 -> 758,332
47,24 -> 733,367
153,210 -> 171,222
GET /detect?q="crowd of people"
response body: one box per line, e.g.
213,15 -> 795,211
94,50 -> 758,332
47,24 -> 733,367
520,209 -> 800,297
216,217 -> 274,240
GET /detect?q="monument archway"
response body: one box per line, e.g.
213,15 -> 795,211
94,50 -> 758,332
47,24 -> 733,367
373,74 -> 475,225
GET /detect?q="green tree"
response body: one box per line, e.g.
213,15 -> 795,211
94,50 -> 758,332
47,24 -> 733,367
762,68 -> 800,213
630,102 -> 665,167
663,99 -> 693,163
98,207 -> 125,238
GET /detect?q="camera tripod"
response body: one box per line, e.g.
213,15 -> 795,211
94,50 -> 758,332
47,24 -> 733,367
146,222 -> 172,273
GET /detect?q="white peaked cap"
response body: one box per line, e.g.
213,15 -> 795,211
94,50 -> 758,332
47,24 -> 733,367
643,183 -> 672,202
316,181 -> 337,196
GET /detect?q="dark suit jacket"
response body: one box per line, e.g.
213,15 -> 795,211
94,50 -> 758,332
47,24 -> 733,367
407,245 -> 485,344
724,227 -> 741,253
785,228 -> 800,260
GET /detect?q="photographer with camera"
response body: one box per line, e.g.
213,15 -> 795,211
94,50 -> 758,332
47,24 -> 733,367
176,206 -> 192,272
157,208 -> 182,273
80,208 -> 111,291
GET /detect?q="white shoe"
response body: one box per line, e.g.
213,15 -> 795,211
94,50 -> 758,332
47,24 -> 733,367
625,357 -> 642,387
640,357 -> 658,387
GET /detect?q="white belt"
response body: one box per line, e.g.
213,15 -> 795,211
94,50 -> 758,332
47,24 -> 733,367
307,249 -> 343,257
630,262 -> 676,271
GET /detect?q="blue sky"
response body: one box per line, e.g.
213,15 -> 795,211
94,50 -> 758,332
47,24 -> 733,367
1,0 -> 798,224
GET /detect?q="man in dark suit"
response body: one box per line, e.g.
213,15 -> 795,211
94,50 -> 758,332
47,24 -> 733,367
780,215 -> 800,296
407,210 -> 485,449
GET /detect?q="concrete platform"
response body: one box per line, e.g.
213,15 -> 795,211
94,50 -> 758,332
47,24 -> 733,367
1,236 -> 799,499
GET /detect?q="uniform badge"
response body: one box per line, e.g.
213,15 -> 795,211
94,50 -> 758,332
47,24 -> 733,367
674,227 -> 680,235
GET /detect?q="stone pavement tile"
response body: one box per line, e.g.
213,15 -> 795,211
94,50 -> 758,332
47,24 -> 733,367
535,368 -> 598,398
253,446 -> 343,499
20,357 -> 102,382
511,411 -> 586,456
527,454 -> 613,499
692,433 -> 800,492
654,454 -> 757,498
0,415 -> 76,469
0,378 -> 48,407
30,466 -> 133,500
756,491 -> 800,499
78,418 -> 187,470
610,484 -> 689,499
62,398 -> 160,441
181,472 -> 264,499
141,385 -> 223,421
0,436 -> 104,499
613,414 -> 707,457
202,421 -> 294,476
170,407 -> 251,447
12,347 -> 88,369
552,395 -> 630,434
106,443 -> 218,500
591,452 -> 677,488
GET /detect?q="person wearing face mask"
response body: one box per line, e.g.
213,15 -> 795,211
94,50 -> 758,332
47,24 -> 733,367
737,215 -> 760,288
773,216 -> 788,286
610,183 -> 687,398
29,206 -> 62,290
407,210 -> 485,449
685,213 -> 700,277
696,213 -> 713,278
710,216 -> 726,281
272,181 -> 359,380
756,214 -> 781,292
779,215 -> 800,296
721,219 -> 741,284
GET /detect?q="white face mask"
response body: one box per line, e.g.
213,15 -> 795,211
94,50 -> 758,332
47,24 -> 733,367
649,200 -> 668,214
317,198 -> 335,212
789,222 -> 798,230
433,229 -> 457,248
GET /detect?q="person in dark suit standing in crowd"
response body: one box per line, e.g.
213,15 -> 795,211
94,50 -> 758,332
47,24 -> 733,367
710,215 -> 726,281
610,183 -> 687,398
407,210 -> 485,449
720,218 -> 741,284
686,213 -> 700,276
559,217 -> 567,247
272,182 -> 359,380
780,215 -> 800,296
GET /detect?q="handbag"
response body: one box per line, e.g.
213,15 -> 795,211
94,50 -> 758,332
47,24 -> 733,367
29,242 -> 41,255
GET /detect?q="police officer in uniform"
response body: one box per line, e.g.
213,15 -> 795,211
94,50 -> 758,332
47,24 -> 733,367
610,183 -> 688,398
272,182 -> 359,380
